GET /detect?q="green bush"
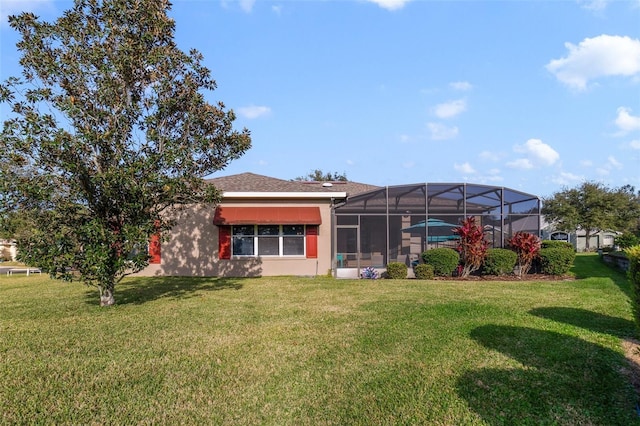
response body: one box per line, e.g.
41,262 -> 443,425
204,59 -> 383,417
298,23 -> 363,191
385,262 -> 407,279
538,247 -> 576,275
541,240 -> 574,251
626,246 -> 640,333
422,248 -> 459,277
616,233 -> 640,249
413,263 -> 434,280
482,248 -> 517,275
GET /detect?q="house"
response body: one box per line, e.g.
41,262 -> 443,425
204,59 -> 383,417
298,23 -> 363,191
540,224 -> 621,252
1,239 -> 17,262
136,173 -> 542,278
135,172 -> 378,278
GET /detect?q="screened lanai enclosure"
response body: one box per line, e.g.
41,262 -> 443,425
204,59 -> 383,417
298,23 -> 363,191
332,183 -> 540,277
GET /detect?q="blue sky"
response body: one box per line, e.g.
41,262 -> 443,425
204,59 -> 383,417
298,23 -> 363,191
1,0 -> 639,198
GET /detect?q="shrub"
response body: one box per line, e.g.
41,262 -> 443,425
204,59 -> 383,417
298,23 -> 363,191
541,240 -> 574,251
453,216 -> 488,277
414,263 -> 434,280
616,233 -> 640,250
538,247 -> 576,275
507,232 -> 541,277
385,262 -> 407,279
361,267 -> 379,279
482,248 -> 517,275
422,248 -> 459,277
625,245 -> 640,333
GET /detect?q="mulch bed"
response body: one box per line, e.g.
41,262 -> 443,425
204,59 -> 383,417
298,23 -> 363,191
432,273 -> 575,282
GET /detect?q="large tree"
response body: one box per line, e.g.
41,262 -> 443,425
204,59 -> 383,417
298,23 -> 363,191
542,182 -> 640,250
0,0 -> 251,305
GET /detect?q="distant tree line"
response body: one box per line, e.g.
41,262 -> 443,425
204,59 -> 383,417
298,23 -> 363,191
293,169 -> 347,182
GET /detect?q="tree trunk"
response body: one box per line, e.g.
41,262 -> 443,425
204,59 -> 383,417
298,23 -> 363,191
585,230 -> 591,251
99,286 -> 115,306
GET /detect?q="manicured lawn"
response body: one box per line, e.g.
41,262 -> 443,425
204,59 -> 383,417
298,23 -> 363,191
1,254 -> 639,425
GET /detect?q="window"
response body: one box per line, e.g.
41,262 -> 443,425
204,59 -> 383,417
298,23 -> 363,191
232,225 -> 255,256
231,225 -> 307,257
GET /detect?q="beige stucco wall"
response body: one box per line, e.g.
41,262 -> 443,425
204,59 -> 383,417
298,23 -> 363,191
135,200 -> 334,278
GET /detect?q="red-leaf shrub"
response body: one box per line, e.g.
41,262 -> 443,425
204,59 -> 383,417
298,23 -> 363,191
507,232 -> 541,277
453,217 -> 488,278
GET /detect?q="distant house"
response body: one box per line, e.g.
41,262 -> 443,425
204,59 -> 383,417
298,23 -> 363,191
1,239 -> 17,262
573,229 -> 620,252
136,173 -> 541,278
541,225 -> 620,252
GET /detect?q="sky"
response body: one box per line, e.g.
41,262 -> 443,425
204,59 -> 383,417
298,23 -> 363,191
1,0 -> 639,198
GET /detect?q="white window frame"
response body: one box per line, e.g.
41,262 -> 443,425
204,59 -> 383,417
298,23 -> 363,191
231,225 -> 307,257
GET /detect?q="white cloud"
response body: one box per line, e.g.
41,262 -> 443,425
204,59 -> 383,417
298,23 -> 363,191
546,35 -> 640,90
512,139 -> 560,167
433,99 -> 466,119
365,0 -> 413,11
398,134 -> 411,143
479,172 -> 503,184
580,159 -> 593,167
606,155 -> 623,169
594,156 -> 623,176
454,162 -> 475,174
427,122 -> 458,140
578,0 -> 610,11
239,0 -> 256,13
450,81 -> 473,91
479,150 -> 503,162
629,140 -> 640,150
402,161 -> 415,169
237,105 -> 271,119
615,107 -> 640,134
552,171 -> 585,186
506,158 -> 534,170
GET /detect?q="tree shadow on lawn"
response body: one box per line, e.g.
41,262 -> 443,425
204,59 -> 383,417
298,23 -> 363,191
457,325 -> 638,425
529,307 -> 635,339
571,255 -> 632,297
84,276 -> 246,306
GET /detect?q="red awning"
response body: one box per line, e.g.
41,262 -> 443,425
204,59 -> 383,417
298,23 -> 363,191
213,206 -> 322,225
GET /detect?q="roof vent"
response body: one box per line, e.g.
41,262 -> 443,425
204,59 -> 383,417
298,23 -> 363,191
322,182 -> 333,187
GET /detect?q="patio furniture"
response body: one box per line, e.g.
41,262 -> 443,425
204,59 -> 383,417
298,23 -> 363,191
7,268 -> 41,276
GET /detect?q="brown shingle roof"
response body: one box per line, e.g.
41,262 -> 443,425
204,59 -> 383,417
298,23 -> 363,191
206,172 -> 380,197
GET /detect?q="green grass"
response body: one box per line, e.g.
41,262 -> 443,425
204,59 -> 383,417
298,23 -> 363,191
1,254 -> 639,425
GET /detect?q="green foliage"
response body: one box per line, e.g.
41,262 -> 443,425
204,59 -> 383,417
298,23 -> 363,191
0,0 -> 251,305
507,232 -> 541,277
482,248 -> 517,276
542,182 -> 640,251
453,216 -> 488,277
422,248 -> 459,277
541,240 -> 574,250
293,169 -> 347,182
413,263 -> 434,280
615,232 -> 639,249
385,262 -> 407,279
539,247 -> 576,276
626,245 -> 640,334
